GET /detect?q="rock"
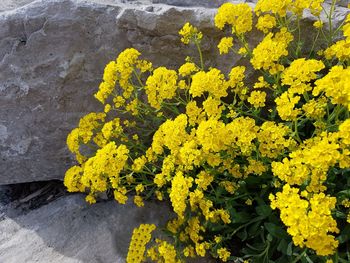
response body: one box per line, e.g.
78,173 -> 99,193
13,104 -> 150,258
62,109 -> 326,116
151,0 -> 227,8
0,0 -> 348,184
0,194 -> 172,263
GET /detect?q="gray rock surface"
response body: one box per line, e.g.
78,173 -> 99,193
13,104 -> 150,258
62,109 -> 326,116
0,194 -> 172,263
0,0 -> 348,184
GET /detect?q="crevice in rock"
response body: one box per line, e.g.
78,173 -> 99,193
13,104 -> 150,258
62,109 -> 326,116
0,180 -> 68,212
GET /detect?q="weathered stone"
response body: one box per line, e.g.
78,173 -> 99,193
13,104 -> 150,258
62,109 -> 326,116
0,194 -> 172,263
151,0 -> 227,8
0,0 -> 349,184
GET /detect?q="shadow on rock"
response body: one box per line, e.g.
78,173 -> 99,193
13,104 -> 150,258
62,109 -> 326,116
0,183 -> 172,263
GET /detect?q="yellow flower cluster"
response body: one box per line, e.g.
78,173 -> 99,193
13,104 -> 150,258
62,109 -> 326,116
179,23 -> 202,44
190,69 -> 227,98
272,132 -> 341,192
94,61 -> 118,103
314,65 -> 350,110
251,28 -> 293,74
147,239 -> 181,263
152,114 -> 189,155
255,0 -> 324,17
214,3 -> 253,35
66,112 -> 106,163
217,248 -> 231,262
127,224 -> 156,263
248,90 -> 266,108
256,14 -> 276,33
217,37 -> 233,54
63,165 -> 85,192
169,172 -> 193,218
257,121 -> 295,159
83,142 -> 129,192
95,48 -> 152,105
78,112 -> 106,144
178,62 -> 198,77
324,14 -> 350,61
145,67 -> 178,109
270,185 -> 339,256
281,58 -> 325,94
255,0 -> 293,17
275,92 -> 301,121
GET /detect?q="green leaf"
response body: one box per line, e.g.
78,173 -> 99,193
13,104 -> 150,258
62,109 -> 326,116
232,212 -> 252,223
264,222 -> 289,240
237,227 -> 248,241
248,221 -> 262,237
287,241 -> 293,256
277,239 -> 288,255
256,205 -> 272,217
338,224 -> 350,244
267,233 -> 273,242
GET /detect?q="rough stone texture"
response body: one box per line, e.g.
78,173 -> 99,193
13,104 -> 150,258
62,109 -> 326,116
0,194 -> 172,263
0,0 -> 349,184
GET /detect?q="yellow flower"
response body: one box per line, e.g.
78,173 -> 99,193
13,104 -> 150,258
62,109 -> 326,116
178,62 -> 198,77
101,117 -> 123,141
250,28 -> 293,74
270,185 -> 339,256
127,224 -> 156,263
302,98 -> 327,119
255,0 -> 292,17
66,128 -> 86,164
78,112 -> 106,144
217,247 -> 231,262
115,48 -> 141,98
152,114 -> 189,155
85,194 -> 96,204
169,171 -> 193,218
217,37 -> 233,54
156,240 -> 180,263
134,195 -> 144,207
248,90 -> 266,108
215,3 -> 253,35
64,165 -> 85,192
179,140 -> 203,171
114,187 -> 128,204
203,96 -> 224,119
282,58 -> 325,89
155,190 -> 163,201
94,61 -> 117,103
256,14 -> 276,33
196,119 -> 227,153
132,156 -> 147,172
257,121 -> 295,159
226,117 -> 258,155
275,92 -> 301,121
227,66 -> 245,90
313,20 -> 323,29
324,40 -> 350,61
82,142 -> 129,192
186,101 -> 205,126
190,69 -> 227,98
179,22 -> 202,44
195,171 -> 214,191
272,132 -> 341,192
145,67 -> 178,109
313,65 -> 350,110
125,98 -> 139,116
254,76 -> 270,89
